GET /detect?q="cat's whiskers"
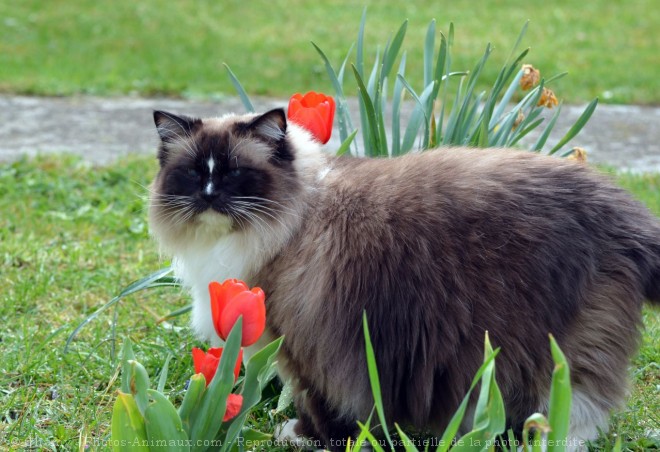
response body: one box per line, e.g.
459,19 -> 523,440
149,192 -> 200,232
154,206 -> 195,232
152,199 -> 194,209
231,210 -> 263,236
151,192 -> 292,235
239,209 -> 273,236
232,196 -> 301,217
230,201 -> 290,229
227,210 -> 248,231
229,205 -> 275,237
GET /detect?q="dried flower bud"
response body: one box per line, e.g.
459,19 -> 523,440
537,87 -> 559,109
567,147 -> 588,163
513,110 -> 525,130
520,64 -> 540,90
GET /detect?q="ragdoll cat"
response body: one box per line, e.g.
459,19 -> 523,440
148,108 -> 660,450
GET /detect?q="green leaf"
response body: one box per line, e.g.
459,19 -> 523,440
531,104 -> 563,152
156,354 -> 172,393
159,304 -> 193,322
477,95 -> 493,148
337,47 -> 358,154
442,76 -> 464,145
423,20 -> 436,89
190,317 -> 243,451
490,68 -> 525,127
546,335 -> 572,452
435,30 -> 450,144
391,51 -> 407,156
548,98 -> 598,155
362,312 -> 394,450
244,337 -> 284,397
312,41 -> 356,149
504,112 -> 544,147
503,429 -> 519,452
532,429 -> 544,452
312,41 -> 347,99
395,423 -> 422,452
144,389 -> 189,451
544,72 -> 569,85
381,20 -> 408,84
125,360 -> 151,416
367,47 -> 381,102
336,130 -> 358,156
456,333 -> 505,451
120,339 -> 136,394
275,378 -> 294,413
507,21 -> 530,63
400,78 -> 436,152
450,44 -> 491,144
352,64 -> 381,156
356,7 -> 367,78
429,111 -> 438,149
378,77 -> 389,157
435,346 -> 500,452
222,336 -> 284,451
227,428 -> 272,452
521,413 -> 550,452
493,83 -> 546,147
224,63 -> 255,113
65,267 -> 175,352
463,91 -> 486,145
354,8 -> 371,155
178,373 -> 206,436
434,30 -> 448,88
111,392 -> 149,451
350,416 -> 372,452
354,421 -> 387,452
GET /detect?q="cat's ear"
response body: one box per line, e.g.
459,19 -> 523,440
247,109 -> 293,162
153,110 -> 200,165
153,110 -> 199,143
248,108 -> 287,143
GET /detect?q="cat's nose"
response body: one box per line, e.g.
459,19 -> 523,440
200,191 -> 216,203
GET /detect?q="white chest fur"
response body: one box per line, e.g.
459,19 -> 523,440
173,231 -> 263,343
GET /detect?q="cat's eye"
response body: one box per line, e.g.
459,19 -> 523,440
228,168 -> 242,178
187,168 -> 200,179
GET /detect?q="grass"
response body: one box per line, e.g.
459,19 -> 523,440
0,155 -> 658,451
1,0 -> 659,105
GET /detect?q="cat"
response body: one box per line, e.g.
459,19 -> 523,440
148,107 -> 660,451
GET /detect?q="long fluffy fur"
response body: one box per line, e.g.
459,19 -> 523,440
149,109 -> 660,450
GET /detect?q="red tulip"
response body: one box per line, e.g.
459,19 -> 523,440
191,347 -> 243,386
287,92 -> 335,144
209,280 -> 267,347
223,394 -> 243,422
209,279 -> 249,333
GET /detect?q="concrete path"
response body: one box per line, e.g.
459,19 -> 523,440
1,94 -> 659,171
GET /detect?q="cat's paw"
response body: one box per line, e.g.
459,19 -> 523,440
274,419 -> 373,451
274,419 -> 315,450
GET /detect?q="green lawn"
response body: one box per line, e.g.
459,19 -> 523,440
0,155 -> 658,450
0,0 -> 658,104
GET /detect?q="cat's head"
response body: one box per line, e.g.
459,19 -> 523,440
148,108 -> 322,251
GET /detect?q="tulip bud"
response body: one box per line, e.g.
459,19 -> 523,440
287,91 -> 336,144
